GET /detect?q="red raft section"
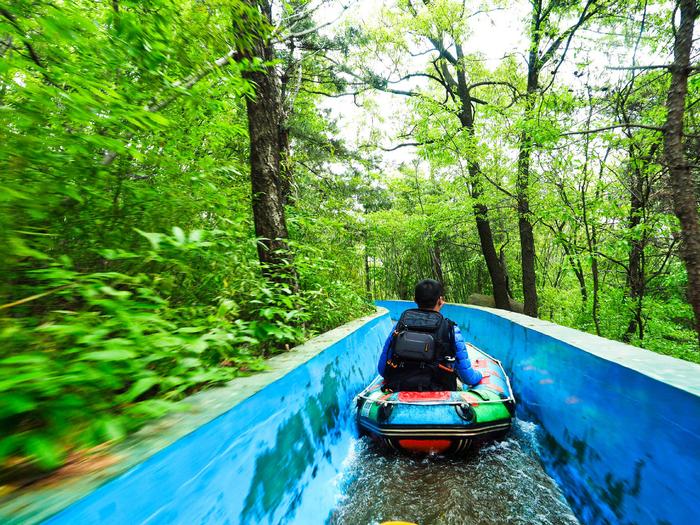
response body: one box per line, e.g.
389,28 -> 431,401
397,439 -> 452,454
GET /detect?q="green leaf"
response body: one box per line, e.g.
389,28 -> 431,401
180,357 -> 202,368
136,229 -> 163,249
127,399 -> 177,418
0,394 -> 38,417
81,349 -> 137,361
25,435 -> 64,470
9,237 -> 50,260
0,354 -> 49,365
172,226 -> 186,244
0,436 -> 20,464
188,230 -> 203,243
96,418 -> 127,442
120,377 -> 159,402
0,372 -> 46,391
176,326 -> 206,334
99,286 -> 132,298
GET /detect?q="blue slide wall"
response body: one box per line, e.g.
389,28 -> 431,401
378,300 -> 700,525
41,311 -> 392,525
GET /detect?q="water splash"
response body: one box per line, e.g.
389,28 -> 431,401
329,418 -> 578,525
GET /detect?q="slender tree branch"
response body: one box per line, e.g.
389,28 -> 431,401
0,7 -> 59,87
468,80 -> 519,92
645,238 -> 679,285
539,0 -> 604,94
0,285 -> 73,310
427,36 -> 458,65
607,64 -> 700,71
539,0 -> 598,67
278,3 -> 351,41
366,140 -> 435,152
481,171 -> 515,199
300,87 -> 367,97
389,72 -> 448,88
561,124 -> 665,136
438,61 -> 458,90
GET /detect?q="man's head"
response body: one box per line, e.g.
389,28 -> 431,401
414,279 -> 445,310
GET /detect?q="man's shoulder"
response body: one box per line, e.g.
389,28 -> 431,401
443,316 -> 457,327
446,319 -> 463,338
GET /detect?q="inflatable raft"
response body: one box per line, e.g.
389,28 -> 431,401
355,343 -> 515,454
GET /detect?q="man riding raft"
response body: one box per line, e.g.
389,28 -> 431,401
377,279 -> 482,392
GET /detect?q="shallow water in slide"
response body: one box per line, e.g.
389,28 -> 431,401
329,419 -> 579,525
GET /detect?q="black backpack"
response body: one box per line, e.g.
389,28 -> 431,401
383,308 -> 457,392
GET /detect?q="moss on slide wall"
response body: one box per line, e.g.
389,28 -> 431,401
240,360 -> 342,524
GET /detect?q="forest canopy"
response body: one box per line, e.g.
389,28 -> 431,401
1,0 -> 698,474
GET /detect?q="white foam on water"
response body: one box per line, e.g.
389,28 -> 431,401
329,417 -> 579,525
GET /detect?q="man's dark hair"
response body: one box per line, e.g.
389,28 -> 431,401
414,279 -> 444,309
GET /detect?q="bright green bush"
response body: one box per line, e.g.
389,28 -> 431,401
0,0 -> 373,477
0,227 -> 371,471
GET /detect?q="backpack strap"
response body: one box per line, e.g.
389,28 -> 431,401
436,318 -> 456,360
389,317 -> 408,353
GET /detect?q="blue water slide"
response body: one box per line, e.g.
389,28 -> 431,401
4,302 -> 698,525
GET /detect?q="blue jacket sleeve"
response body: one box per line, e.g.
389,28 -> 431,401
377,323 -> 397,377
453,325 -> 483,386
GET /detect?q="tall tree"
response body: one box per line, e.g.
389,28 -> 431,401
662,0 -> 700,344
611,1 -> 664,342
242,1 -> 295,282
334,0 -> 513,309
517,0 -> 614,317
241,0 -> 346,286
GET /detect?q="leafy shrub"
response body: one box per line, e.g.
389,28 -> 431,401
0,227 -> 371,472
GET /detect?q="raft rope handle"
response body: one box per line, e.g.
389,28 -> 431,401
354,393 -> 513,406
466,343 -> 516,407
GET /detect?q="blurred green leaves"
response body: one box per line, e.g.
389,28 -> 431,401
0,0 -> 372,477
0,224 -> 372,473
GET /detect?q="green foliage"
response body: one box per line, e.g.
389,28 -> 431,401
0,265 -> 252,469
347,0 -> 697,361
0,223 -> 371,472
2,0 -> 697,480
0,0 -> 372,476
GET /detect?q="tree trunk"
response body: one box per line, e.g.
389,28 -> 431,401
500,246 -> 513,298
454,54 -> 511,311
364,233 -> 371,297
517,191 -> 538,316
662,0 -> 700,346
472,189 -> 511,310
277,124 -> 292,205
431,243 -> 444,284
516,0 -> 600,317
397,279 -> 409,301
623,163 -> 646,342
581,165 -> 601,335
515,1 -> 546,318
242,2 -> 297,288
517,75 -> 539,317
591,222 -> 601,336
560,236 -> 588,302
